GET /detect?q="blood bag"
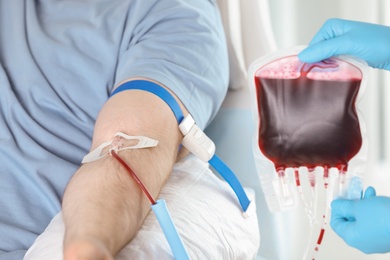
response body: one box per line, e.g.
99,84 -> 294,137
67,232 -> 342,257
248,46 -> 368,212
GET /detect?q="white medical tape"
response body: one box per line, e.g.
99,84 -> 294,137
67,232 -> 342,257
82,132 -> 158,163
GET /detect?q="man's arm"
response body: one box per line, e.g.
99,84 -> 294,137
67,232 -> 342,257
62,81 -> 187,259
62,0 -> 228,258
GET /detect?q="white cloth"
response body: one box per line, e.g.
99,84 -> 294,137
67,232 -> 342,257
24,155 -> 259,260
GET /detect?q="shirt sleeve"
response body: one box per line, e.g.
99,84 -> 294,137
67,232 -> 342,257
114,0 -> 229,130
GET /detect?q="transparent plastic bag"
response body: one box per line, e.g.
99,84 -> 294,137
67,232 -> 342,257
248,46 -> 369,213
248,46 -> 369,259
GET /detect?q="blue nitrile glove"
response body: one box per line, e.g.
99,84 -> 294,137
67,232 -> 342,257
330,186 -> 390,254
298,18 -> 390,70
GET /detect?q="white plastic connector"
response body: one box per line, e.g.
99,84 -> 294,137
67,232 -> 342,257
179,115 -> 215,162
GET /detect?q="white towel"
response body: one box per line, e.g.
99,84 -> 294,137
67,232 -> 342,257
24,155 -> 259,260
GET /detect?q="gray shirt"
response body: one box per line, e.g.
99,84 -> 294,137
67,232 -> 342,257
0,0 -> 228,258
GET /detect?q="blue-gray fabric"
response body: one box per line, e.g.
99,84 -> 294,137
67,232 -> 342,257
0,0 -> 228,258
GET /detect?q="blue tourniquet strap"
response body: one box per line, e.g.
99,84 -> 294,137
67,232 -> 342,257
209,155 -> 250,211
111,80 -> 185,123
111,80 -> 250,212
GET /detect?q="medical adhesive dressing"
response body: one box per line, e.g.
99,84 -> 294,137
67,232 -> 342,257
248,46 -> 368,259
82,132 -> 158,163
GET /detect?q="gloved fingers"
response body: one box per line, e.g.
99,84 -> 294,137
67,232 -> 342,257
331,199 -> 356,218
330,199 -> 356,243
298,35 -> 351,63
363,186 -> 376,198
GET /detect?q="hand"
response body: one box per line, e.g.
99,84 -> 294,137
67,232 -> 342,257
330,186 -> 390,254
298,18 -> 390,70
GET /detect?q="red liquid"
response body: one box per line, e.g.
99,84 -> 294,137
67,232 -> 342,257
255,73 -> 362,169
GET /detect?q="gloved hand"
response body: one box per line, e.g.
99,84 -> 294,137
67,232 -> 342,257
331,186 -> 390,254
298,18 -> 390,70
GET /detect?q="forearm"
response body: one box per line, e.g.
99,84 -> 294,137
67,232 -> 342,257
62,81 -> 186,256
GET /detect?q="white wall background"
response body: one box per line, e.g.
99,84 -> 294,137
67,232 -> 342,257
265,1 -> 390,259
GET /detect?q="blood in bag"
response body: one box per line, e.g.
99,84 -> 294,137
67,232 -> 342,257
248,50 -> 368,260
255,61 -> 362,171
